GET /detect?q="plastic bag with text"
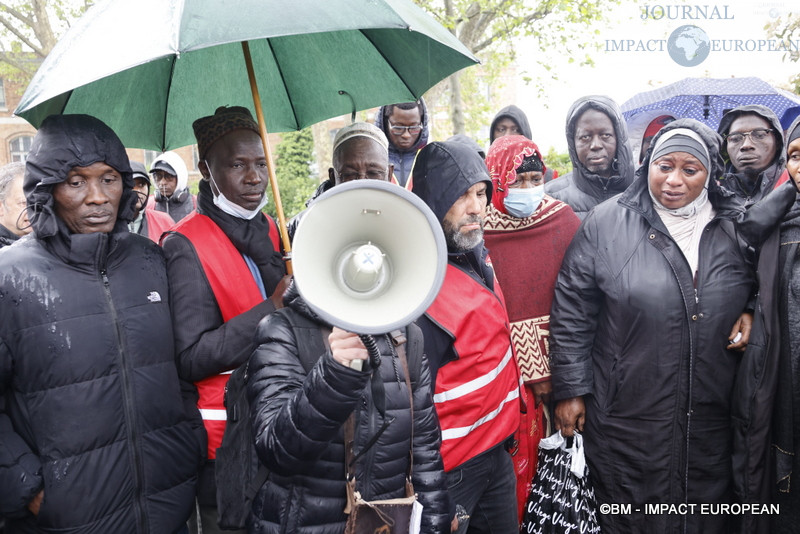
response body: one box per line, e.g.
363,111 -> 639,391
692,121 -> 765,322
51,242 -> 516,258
520,431 -> 601,533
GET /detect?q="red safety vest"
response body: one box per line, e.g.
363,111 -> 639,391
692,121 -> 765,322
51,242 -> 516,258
426,262 -> 522,471
169,212 -> 280,459
144,209 -> 175,243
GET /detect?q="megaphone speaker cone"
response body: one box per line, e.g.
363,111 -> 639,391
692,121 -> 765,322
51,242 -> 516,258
292,180 -> 447,335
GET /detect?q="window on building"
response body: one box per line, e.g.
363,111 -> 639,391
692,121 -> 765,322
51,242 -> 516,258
9,135 -> 33,162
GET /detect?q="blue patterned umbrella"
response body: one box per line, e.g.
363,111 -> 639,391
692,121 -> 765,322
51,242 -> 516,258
621,77 -> 800,131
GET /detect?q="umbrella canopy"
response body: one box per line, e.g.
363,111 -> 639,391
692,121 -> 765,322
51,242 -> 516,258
15,0 -> 477,151
621,77 -> 800,132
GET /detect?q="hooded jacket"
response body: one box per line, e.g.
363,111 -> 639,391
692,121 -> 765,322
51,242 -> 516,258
150,151 -> 195,222
748,115 -> 800,534
247,284 -> 449,533
411,142 -> 520,471
0,115 -> 200,533
411,141 -> 497,368
549,119 -> 796,533
489,105 -> 532,144
544,95 -> 636,220
375,100 -> 429,188
718,104 -> 786,206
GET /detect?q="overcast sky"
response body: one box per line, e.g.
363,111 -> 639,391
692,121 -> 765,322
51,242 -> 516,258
514,0 -> 799,152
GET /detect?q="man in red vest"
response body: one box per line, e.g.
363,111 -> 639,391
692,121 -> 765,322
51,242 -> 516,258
128,161 -> 174,242
161,106 -> 289,534
411,140 -> 522,533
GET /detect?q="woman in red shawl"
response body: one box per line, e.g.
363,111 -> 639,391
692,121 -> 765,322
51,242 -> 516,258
483,134 -> 581,521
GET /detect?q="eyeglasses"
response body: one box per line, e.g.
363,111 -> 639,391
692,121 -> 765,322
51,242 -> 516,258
725,128 -> 774,145
388,122 -> 422,135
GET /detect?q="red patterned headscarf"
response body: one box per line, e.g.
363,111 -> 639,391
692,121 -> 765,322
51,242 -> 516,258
485,134 -> 545,214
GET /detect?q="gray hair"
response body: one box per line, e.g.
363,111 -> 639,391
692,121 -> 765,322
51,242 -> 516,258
0,162 -> 25,204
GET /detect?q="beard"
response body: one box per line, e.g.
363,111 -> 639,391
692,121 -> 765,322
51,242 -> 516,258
443,214 -> 484,252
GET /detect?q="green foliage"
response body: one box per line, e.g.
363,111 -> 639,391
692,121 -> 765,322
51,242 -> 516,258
266,128 -> 317,220
765,13 -> 800,94
543,146 -> 572,177
416,0 -> 620,136
0,0 -> 92,95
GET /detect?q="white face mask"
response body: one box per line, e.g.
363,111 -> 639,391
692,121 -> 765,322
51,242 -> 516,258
205,161 -> 268,220
503,184 -> 545,218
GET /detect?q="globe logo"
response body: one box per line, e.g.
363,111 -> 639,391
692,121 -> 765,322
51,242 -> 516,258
667,25 -> 711,67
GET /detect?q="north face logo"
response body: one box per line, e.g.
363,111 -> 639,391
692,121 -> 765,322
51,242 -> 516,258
147,291 -> 162,303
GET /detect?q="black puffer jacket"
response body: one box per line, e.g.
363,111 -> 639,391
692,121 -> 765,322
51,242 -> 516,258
549,119 -> 795,533
0,115 -> 200,533
717,104 -> 786,206
544,95 -> 635,219
247,285 -> 449,533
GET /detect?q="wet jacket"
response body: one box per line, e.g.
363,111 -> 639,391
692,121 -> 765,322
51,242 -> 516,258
549,119 -> 795,533
248,285 -> 449,533
544,95 -> 635,219
375,99 -> 429,188
718,104 -> 786,206
0,115 -> 200,533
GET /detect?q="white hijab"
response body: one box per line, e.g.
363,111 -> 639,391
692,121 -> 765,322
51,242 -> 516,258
647,128 -> 716,276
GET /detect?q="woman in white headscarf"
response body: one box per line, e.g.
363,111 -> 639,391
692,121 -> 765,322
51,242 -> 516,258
548,118 -> 797,533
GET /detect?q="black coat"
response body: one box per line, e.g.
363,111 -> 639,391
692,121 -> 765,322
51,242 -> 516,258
0,115 -> 200,533
717,104 -> 786,206
247,287 -> 449,534
544,95 -> 636,220
161,179 -> 285,504
549,119 -> 795,533
0,224 -> 18,248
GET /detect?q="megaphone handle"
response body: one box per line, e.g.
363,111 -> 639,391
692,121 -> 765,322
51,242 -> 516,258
358,334 -> 381,370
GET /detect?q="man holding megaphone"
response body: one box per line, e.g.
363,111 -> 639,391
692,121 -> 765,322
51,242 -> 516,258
412,141 -> 523,534
245,123 -> 451,533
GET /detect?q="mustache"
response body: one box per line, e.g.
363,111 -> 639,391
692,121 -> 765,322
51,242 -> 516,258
460,215 -> 483,227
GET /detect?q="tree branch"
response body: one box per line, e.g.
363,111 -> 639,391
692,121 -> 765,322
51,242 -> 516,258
0,2 -> 34,27
0,52 -> 35,76
0,15 -> 45,56
472,6 -> 553,53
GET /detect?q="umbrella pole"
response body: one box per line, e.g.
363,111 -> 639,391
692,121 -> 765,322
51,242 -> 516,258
241,41 -> 293,274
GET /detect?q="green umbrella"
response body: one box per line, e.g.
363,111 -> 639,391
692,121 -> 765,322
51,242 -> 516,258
15,0 -> 477,262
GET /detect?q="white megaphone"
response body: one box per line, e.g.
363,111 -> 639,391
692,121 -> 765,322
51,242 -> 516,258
292,180 -> 447,346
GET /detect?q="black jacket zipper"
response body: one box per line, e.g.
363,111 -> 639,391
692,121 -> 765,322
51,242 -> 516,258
99,255 -> 149,533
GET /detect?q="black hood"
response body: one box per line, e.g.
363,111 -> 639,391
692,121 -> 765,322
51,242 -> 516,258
411,141 -> 492,223
24,114 -> 135,239
489,105 -> 532,144
717,104 -> 785,171
374,98 -> 429,154
565,95 -> 636,194
782,115 -> 800,232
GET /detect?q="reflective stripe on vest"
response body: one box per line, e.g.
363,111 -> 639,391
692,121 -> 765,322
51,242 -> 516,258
426,262 -> 521,471
170,212 -> 279,458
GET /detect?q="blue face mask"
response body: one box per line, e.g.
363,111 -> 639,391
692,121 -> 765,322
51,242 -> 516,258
503,185 -> 545,218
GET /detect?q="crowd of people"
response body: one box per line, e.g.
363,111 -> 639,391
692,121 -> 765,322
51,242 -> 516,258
1,93 -> 800,534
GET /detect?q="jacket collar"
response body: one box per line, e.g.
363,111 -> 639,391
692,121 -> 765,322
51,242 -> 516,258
618,166 -> 742,232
